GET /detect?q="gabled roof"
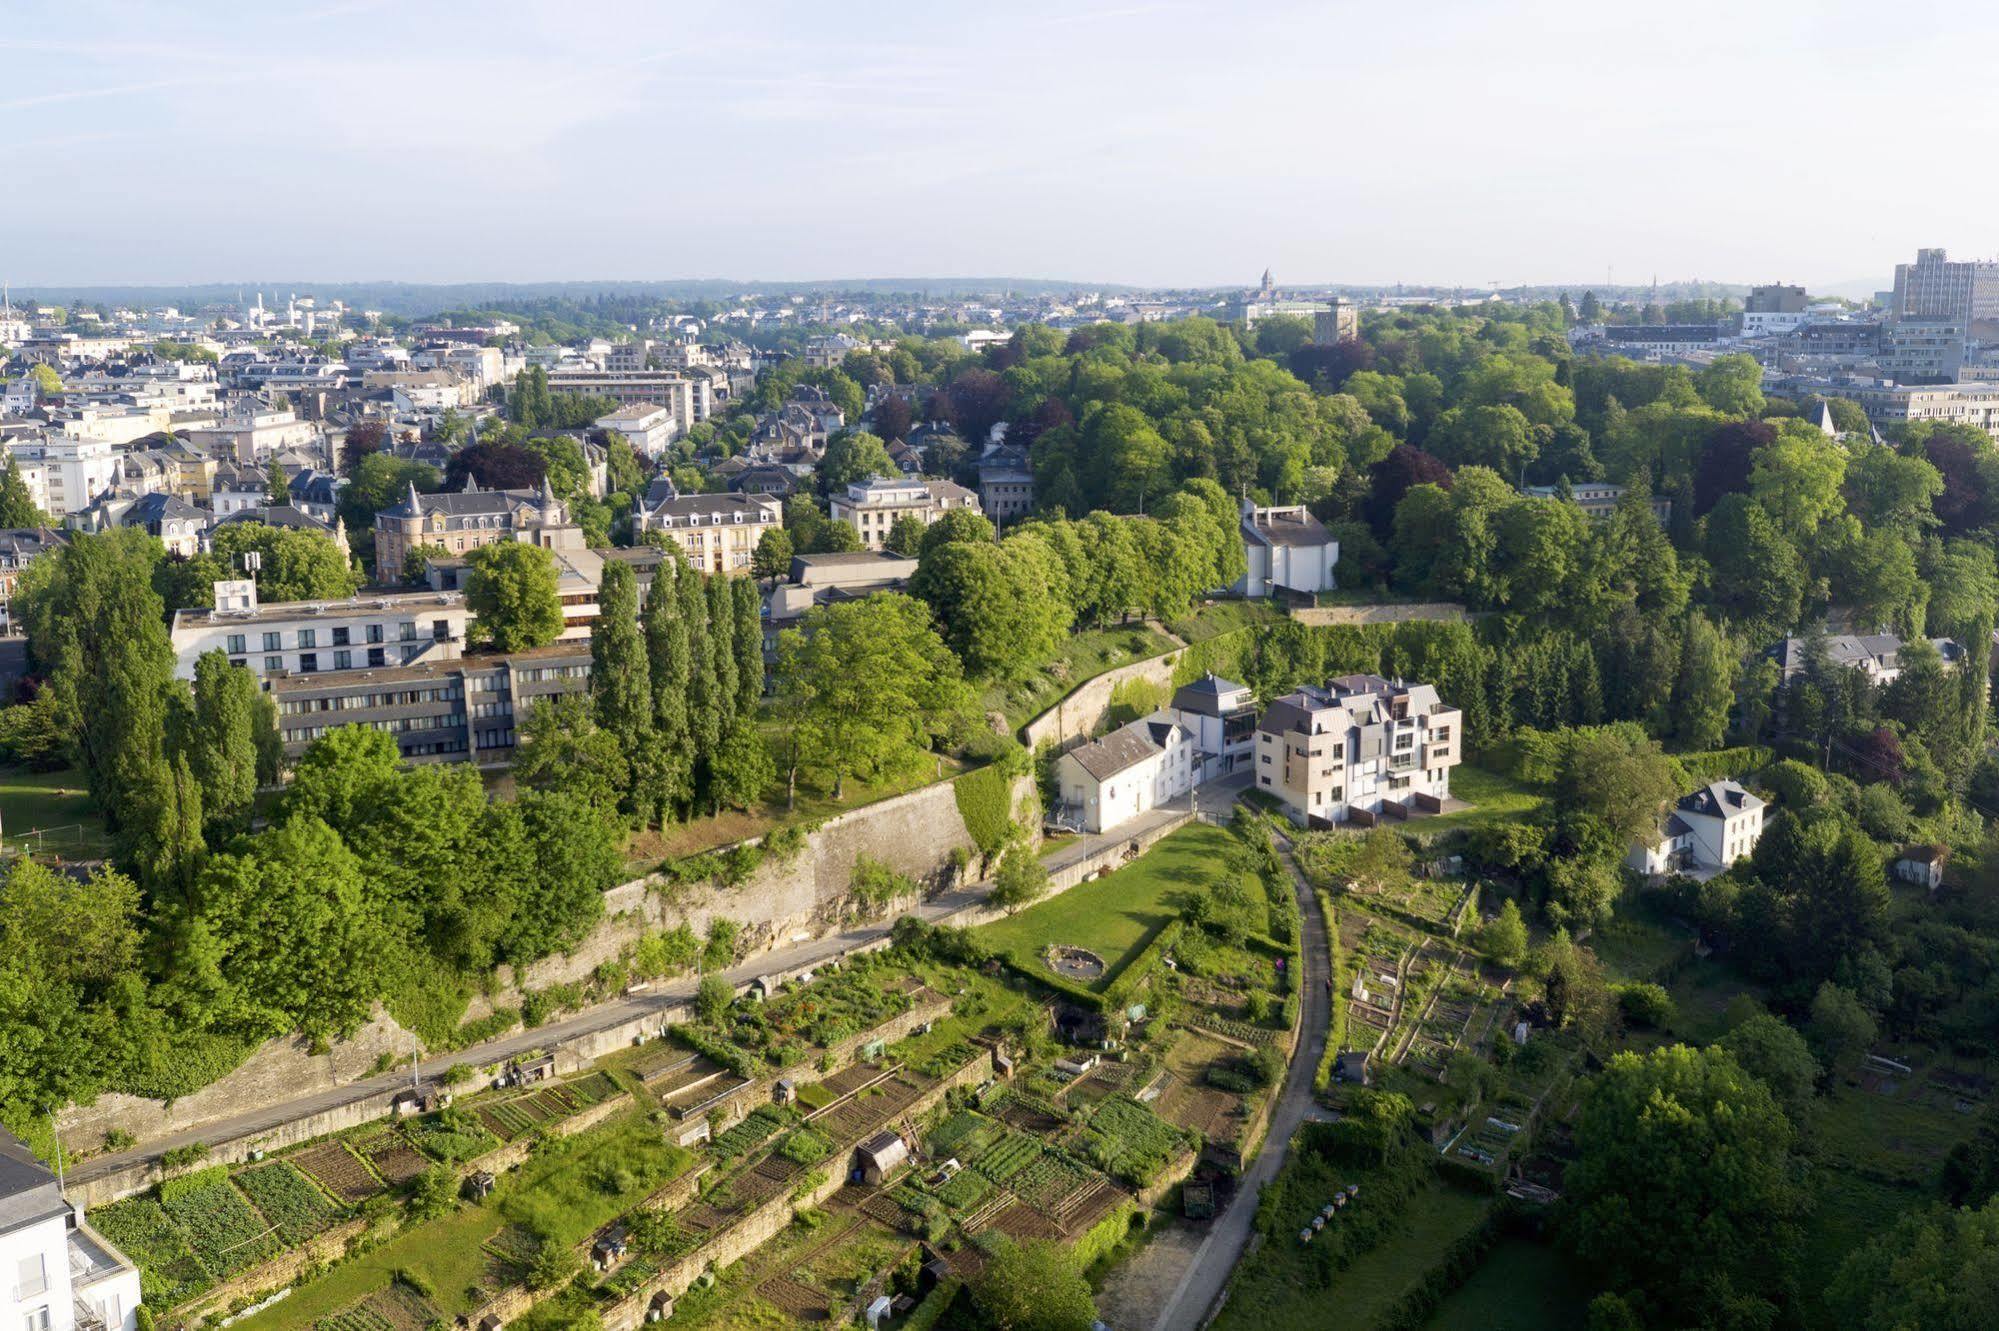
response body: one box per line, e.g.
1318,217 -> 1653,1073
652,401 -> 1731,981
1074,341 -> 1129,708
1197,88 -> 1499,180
1677,779 -> 1763,820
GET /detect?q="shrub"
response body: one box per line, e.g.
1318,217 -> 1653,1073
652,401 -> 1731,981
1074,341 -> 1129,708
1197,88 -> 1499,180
955,765 -> 1017,864
695,975 -> 734,1024
160,1143 -> 210,1172
851,854 -> 920,910
407,1167 -> 457,1220
1617,982 -> 1675,1029
526,1241 -> 580,1291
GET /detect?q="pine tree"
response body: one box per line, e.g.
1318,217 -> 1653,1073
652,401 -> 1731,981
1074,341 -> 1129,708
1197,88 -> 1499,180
732,575 -> 763,714
642,551 -> 694,815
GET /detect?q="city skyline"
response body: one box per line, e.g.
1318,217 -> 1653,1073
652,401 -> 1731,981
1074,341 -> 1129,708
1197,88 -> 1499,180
5,0 -> 1994,289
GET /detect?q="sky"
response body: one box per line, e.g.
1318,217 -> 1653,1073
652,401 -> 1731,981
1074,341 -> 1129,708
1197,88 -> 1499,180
4,0 -> 1996,291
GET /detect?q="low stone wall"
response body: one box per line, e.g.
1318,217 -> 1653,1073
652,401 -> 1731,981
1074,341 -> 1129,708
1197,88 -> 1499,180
599,1051 -> 995,1331
172,1215 -> 372,1324
1136,1147 -> 1201,1211
1021,648 -> 1184,752
1288,602 -> 1473,626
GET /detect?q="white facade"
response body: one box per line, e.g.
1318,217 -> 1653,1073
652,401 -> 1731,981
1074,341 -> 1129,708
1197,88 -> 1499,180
1740,310 -> 1813,339
1236,501 -> 1339,599
830,478 -> 981,550
1627,780 -> 1766,875
7,439 -> 119,519
1,1139 -> 141,1331
170,580 -> 470,681
1054,712 -> 1197,833
595,403 -> 678,459
1253,675 -> 1462,827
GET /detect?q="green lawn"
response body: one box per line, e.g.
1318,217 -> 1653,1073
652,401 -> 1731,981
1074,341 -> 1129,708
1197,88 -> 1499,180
978,822 -> 1232,991
1166,598 -> 1287,643
1587,904 -> 1690,985
983,623 -> 1178,730
232,1110 -> 692,1331
1421,1237 -> 1590,1331
1795,1168 -> 1924,1327
1415,764 -> 1547,834
0,766 -> 112,857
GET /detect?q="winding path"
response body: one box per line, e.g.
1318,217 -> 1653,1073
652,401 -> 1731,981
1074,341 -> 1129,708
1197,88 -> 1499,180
1149,831 -> 1332,1331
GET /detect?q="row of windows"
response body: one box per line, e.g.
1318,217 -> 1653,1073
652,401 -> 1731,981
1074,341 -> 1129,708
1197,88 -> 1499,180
284,712 -> 462,743
518,665 -> 588,682
225,621 -> 437,655
280,683 -> 465,714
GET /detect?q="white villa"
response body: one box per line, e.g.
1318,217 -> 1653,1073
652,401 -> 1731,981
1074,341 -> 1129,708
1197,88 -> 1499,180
1627,780 -> 1766,876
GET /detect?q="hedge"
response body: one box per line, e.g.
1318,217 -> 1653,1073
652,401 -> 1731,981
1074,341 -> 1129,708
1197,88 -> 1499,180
953,765 -> 1016,862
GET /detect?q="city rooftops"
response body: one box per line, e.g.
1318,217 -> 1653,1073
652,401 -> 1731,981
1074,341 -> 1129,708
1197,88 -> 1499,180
268,641 -> 588,694
172,588 -> 461,630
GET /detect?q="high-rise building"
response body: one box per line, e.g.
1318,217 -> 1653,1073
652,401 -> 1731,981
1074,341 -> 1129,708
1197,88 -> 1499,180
1890,248 -> 1999,323
1745,283 -> 1808,313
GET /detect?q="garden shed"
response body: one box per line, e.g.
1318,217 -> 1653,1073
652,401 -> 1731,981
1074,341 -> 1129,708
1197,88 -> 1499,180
854,1131 -> 910,1186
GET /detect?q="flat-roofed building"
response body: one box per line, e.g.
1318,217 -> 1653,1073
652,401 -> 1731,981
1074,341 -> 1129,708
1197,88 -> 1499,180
170,579 -> 470,680
594,402 -> 677,458
1254,673 -> 1462,827
1237,501 -> 1339,599
830,477 -> 980,550
269,640 -> 590,766
1520,481 -> 1671,525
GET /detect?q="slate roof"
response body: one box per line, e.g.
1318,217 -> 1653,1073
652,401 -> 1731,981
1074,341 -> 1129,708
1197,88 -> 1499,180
1066,724 -> 1163,781
0,1129 -> 67,1235
1677,780 -> 1763,820
1170,673 -> 1250,716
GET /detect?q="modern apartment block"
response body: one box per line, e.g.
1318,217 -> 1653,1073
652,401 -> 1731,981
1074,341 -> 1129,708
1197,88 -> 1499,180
270,641 -> 591,765
1253,674 -> 1462,827
170,579 -> 469,680
543,369 -> 711,430
1890,248 -> 1999,324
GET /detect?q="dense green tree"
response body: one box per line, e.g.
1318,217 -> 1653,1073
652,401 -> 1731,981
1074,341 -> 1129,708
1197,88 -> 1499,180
589,560 -> 661,823
912,539 -> 1071,680
817,430 -> 898,491
774,593 -> 968,798
1719,1013 -> 1820,1125
1669,613 -> 1735,748
990,845 -> 1049,913
883,513 -> 928,556
1565,1045 -> 1802,1328
750,526 -> 794,581
1830,1200 -> 1999,1330
187,816 -> 387,1039
1703,495 -> 1804,637
642,552 -> 695,812
184,651 -> 262,831
731,574 -> 762,715
513,695 -> 628,818
465,541 -> 564,651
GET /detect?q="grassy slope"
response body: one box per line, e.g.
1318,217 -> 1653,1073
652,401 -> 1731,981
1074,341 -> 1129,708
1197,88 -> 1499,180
1415,764 -> 1547,834
977,822 -> 1232,992
0,765 -> 112,856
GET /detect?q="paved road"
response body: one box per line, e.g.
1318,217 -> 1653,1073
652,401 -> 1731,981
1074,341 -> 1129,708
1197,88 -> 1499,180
1151,830 -> 1332,1331
70,880 -> 994,1186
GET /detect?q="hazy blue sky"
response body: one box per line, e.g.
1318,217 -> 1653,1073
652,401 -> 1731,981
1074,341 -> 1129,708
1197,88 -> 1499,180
3,0 -> 1991,289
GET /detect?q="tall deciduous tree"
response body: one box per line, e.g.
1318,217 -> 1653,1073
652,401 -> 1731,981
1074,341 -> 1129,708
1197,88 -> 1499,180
1565,1045 -> 1802,1328
465,541 -> 563,651
590,559 -> 663,823
642,550 -> 695,813
185,650 -> 261,831
0,457 -> 49,527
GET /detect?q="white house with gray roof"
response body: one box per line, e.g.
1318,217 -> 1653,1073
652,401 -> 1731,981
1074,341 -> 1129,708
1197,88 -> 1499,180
1627,780 -> 1766,876
0,1131 -> 140,1331
1235,500 -> 1338,599
1053,711 -> 1197,833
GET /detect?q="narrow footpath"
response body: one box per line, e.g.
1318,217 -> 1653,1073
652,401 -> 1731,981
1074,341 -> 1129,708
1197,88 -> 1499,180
1150,831 -> 1332,1331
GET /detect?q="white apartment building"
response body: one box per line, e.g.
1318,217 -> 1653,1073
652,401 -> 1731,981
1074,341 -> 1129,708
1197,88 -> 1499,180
1627,780 -> 1766,876
829,477 -> 981,549
1053,712 -> 1198,833
594,403 -> 677,458
1236,502 -> 1339,599
170,579 -> 470,680
545,370 -> 711,430
1254,674 -> 1462,827
183,405 -> 318,464
1838,381 -> 1999,439
6,438 -> 119,519
1,1133 -> 141,1331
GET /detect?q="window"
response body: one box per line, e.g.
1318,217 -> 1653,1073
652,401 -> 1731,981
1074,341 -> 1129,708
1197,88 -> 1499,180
17,1254 -> 47,1299
24,1306 -> 51,1331
263,631 -> 281,651
1259,753 -> 1272,765
433,619 -> 450,642
333,626 -> 350,646
265,656 -> 282,673
400,621 -> 417,641
299,653 -> 318,673
1259,775 -> 1273,787
368,647 -> 385,667
225,633 -> 245,654
334,650 -> 351,670
297,628 -> 316,649
367,623 -> 384,644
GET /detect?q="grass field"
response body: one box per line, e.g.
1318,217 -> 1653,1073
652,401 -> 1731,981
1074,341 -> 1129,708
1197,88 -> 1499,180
1415,764 -> 1547,834
1587,904 -> 1690,985
0,765 -> 112,857
978,822 -> 1231,990
231,1110 -> 691,1331
1794,1168 -> 1922,1327
1166,598 -> 1287,642
1324,1184 -> 1491,1326
1421,1237 -> 1590,1331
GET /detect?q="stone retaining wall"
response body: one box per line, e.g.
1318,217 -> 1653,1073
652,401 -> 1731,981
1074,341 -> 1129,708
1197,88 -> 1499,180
1020,648 -> 1184,752
171,1215 -> 372,1326
1288,602 -> 1473,626
599,1051 -> 995,1331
